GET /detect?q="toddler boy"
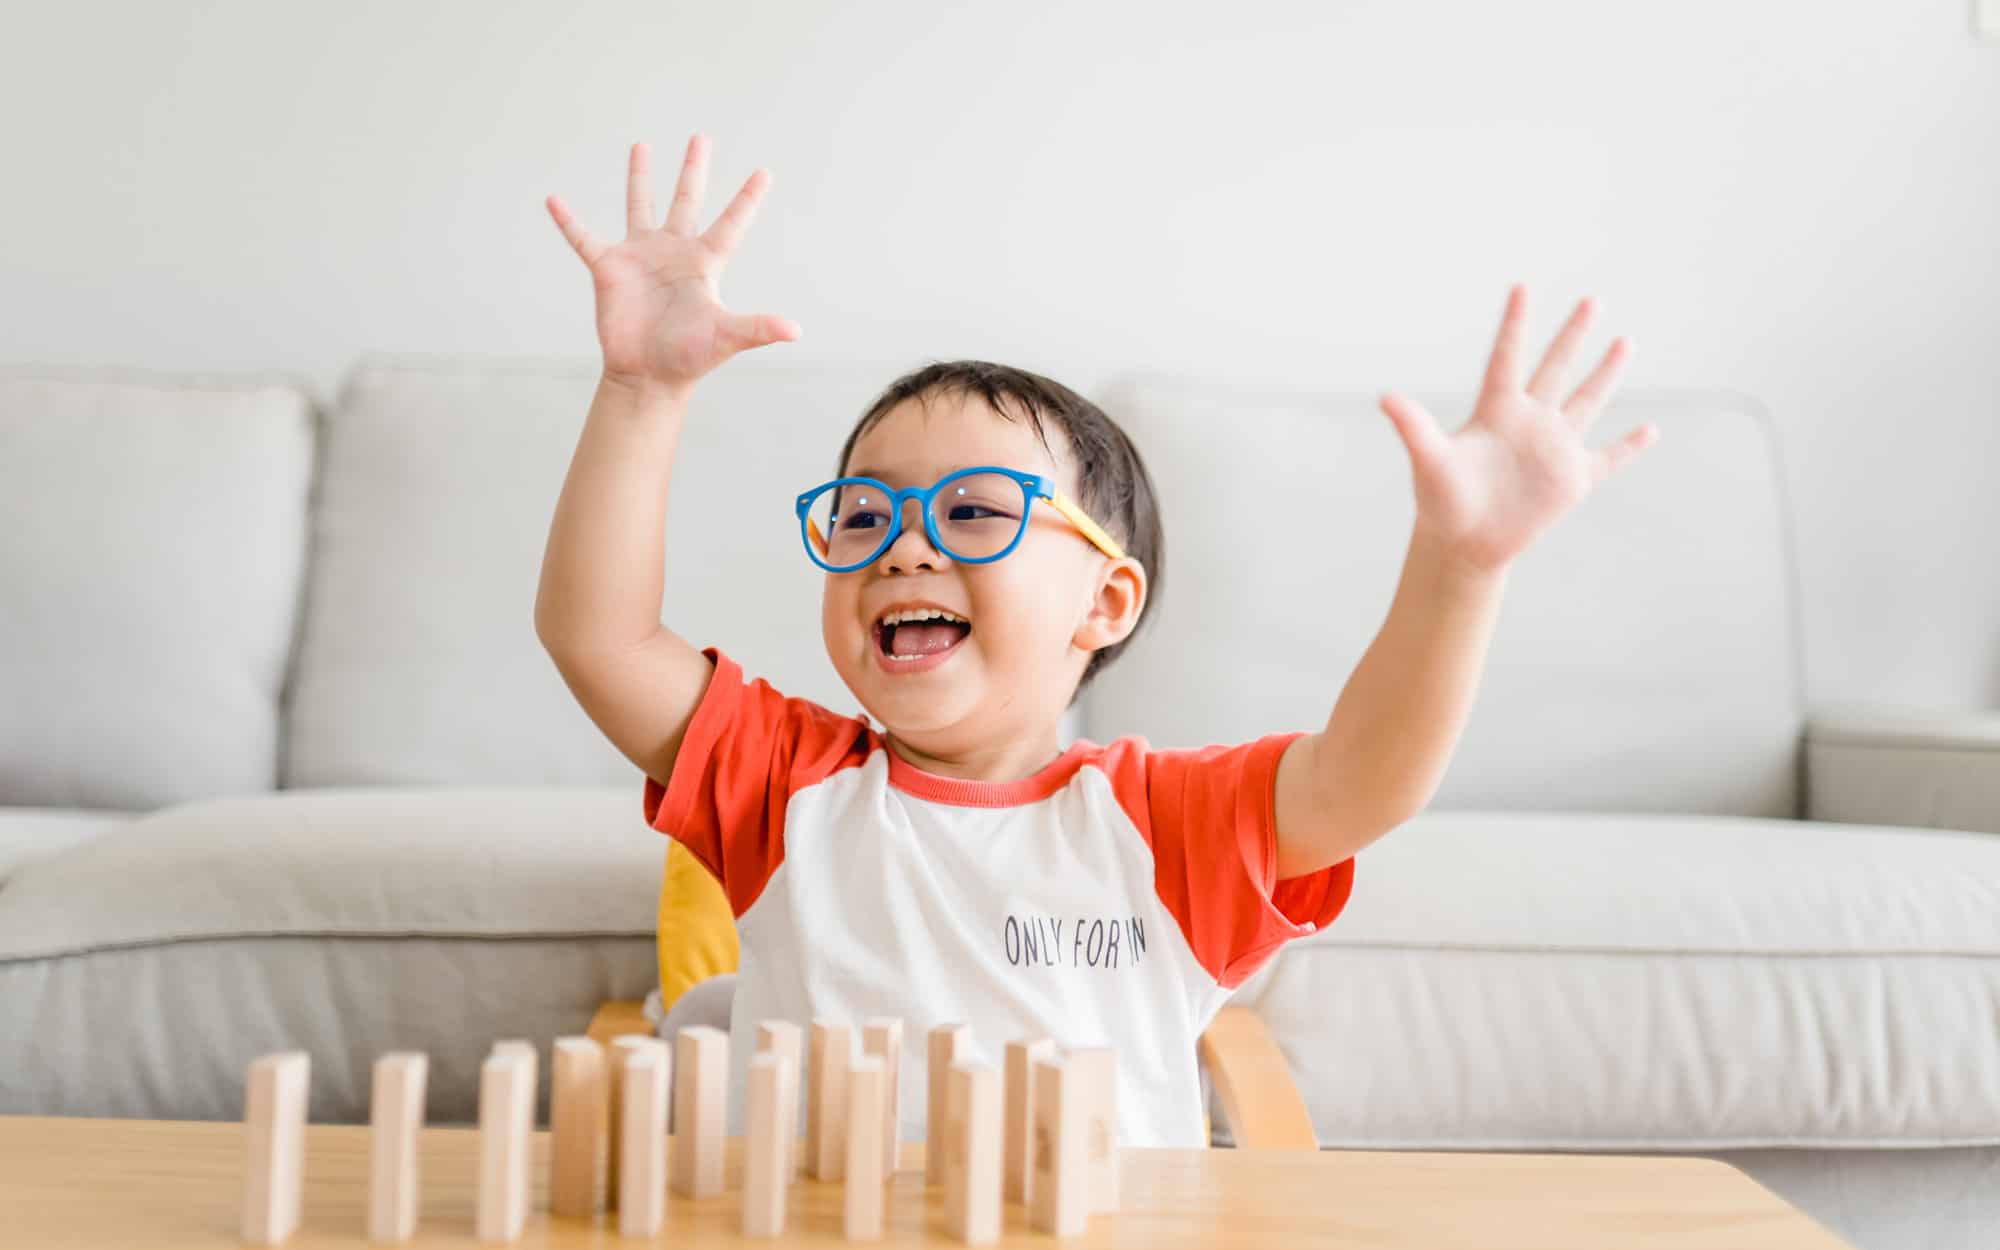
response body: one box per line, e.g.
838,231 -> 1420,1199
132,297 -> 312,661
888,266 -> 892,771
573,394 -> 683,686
538,134 -> 1656,1145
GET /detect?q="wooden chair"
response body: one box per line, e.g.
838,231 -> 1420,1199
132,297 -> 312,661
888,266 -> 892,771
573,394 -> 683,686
586,998 -> 1317,1150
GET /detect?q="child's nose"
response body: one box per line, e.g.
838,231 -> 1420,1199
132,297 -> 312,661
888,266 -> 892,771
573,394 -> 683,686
880,497 -> 947,572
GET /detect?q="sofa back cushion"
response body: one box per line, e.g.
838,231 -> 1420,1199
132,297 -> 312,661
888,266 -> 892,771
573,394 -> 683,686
283,355 -> 891,788
1087,379 -> 1804,819
0,369 -> 315,810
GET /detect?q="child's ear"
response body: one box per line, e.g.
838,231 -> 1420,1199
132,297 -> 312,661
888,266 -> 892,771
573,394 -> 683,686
1073,557 -> 1147,653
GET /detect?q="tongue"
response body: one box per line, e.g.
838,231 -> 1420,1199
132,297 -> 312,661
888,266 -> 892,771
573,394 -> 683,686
889,622 -> 965,656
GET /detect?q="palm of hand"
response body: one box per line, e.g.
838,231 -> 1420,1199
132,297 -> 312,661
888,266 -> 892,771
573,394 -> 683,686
1380,285 -> 1659,575
546,135 -> 800,389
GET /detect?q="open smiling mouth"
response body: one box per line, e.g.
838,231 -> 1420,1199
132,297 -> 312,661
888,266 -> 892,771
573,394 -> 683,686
875,608 -> 973,664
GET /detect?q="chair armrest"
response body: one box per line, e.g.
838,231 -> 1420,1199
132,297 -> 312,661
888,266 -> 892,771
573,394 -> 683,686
1195,1005 -> 1318,1150
1804,703 -> 2000,833
586,998 -> 652,1046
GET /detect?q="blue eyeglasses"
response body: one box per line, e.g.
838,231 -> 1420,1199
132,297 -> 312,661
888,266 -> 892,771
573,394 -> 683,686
795,465 -> 1126,573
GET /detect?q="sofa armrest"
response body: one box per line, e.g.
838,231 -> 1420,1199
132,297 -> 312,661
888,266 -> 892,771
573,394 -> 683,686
1804,704 -> 2000,833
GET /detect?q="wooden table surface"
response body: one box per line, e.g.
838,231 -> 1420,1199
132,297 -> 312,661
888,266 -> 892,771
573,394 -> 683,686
2,1115 -> 1850,1248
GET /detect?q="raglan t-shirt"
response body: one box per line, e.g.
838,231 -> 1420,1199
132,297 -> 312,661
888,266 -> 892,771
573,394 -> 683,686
640,648 -> 1356,1147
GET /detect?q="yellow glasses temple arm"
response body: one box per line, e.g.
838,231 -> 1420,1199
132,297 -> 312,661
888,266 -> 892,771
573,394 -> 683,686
1050,494 -> 1127,561
810,498 -> 1125,562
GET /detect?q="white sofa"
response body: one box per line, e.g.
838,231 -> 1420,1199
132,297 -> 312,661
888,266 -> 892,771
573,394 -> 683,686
2,355 -> 1996,1250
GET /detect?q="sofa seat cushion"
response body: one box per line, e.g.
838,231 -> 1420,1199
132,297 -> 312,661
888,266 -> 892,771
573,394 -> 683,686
1233,810 -> 2000,1149
0,787 -> 661,1124
0,808 -> 129,882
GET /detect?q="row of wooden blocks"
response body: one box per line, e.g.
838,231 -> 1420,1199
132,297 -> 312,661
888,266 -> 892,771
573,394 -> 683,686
240,1020 -> 1117,1245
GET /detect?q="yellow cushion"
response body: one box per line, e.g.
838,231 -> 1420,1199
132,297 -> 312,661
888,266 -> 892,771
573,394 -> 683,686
656,840 -> 740,1013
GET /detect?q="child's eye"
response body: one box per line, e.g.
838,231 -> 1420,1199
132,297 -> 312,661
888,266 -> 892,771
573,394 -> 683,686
945,504 -> 1005,522
837,510 -> 888,531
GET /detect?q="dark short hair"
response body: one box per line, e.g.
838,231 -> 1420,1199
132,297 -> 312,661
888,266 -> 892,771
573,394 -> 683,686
835,359 -> 1164,702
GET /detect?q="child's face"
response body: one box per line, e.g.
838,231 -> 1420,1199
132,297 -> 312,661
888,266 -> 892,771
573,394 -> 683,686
822,392 -> 1143,761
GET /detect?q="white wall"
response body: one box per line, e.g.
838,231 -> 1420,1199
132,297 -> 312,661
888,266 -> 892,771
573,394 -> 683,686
4,0 -> 1997,710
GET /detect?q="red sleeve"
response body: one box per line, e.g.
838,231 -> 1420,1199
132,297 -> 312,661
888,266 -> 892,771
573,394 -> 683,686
1116,732 -> 1355,989
640,648 -> 874,918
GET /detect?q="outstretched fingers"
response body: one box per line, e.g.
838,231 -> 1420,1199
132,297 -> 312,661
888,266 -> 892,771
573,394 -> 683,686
1379,390 -> 1447,464
702,168 -> 772,258
545,194 -> 607,267
1562,336 -> 1634,430
721,310 -> 802,351
1592,422 -> 1660,487
626,141 -> 657,236
664,133 -> 710,236
1525,297 -> 1597,404
1479,283 -> 1530,402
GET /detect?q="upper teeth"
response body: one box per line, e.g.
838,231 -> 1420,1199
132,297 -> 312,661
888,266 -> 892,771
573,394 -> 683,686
880,608 -> 967,627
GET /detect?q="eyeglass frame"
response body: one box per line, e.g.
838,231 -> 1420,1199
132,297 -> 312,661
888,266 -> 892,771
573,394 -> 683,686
795,465 -> 1127,573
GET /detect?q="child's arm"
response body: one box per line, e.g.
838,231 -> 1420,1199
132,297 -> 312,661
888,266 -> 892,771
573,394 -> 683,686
1273,285 -> 1659,878
534,134 -> 800,787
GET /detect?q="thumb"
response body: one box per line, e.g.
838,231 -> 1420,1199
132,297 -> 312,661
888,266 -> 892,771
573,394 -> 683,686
1379,391 -> 1445,463
719,311 -> 801,352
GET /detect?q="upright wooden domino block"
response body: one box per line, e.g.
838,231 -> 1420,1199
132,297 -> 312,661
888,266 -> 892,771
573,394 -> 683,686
605,1034 -> 655,1209
807,1020 -> 851,1181
670,1026 -> 727,1198
944,1060 -> 1002,1245
743,1051 -> 796,1237
1003,1037 -> 1053,1205
549,1037 -> 606,1218
477,1047 -> 534,1243
843,1055 -> 887,1240
367,1051 -> 427,1244
861,1017 -> 903,1174
489,1040 -> 537,1233
926,1023 -> 970,1185
1029,1056 -> 1088,1236
241,1051 -> 309,1247
1066,1046 -> 1119,1212
491,1039 -> 538,1109
617,1041 -> 670,1238
755,1020 -> 803,1178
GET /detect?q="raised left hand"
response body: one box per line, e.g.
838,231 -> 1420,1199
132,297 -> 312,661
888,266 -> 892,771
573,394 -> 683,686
1379,284 -> 1659,577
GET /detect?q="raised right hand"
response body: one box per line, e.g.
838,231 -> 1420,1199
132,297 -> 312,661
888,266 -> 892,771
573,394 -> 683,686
546,135 -> 800,392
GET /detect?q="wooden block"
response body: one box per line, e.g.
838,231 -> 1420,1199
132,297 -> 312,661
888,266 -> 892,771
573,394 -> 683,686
670,1026 -> 727,1198
1028,1056 -> 1088,1236
617,1043 -> 670,1238
605,1035 -> 655,1209
944,1060 -> 1002,1245
756,1019 -> 803,1062
476,1049 -> 533,1243
1003,1037 -> 1053,1205
241,1050 -> 309,1247
367,1051 -> 427,1244
807,1020 -> 851,1181
926,1023 -> 970,1185
861,1017 -> 903,1174
1066,1046 -> 1119,1212
743,1051 -> 795,1237
755,1020 -> 804,1178
549,1037 -> 606,1219
489,1040 -> 537,1232
842,1056 -> 886,1240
